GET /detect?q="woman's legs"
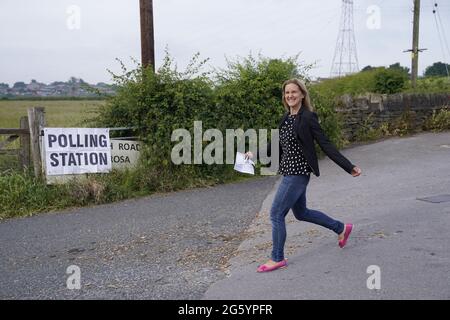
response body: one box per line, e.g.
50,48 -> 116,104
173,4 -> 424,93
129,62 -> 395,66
270,175 -> 309,262
266,174 -> 347,266
291,183 -> 345,235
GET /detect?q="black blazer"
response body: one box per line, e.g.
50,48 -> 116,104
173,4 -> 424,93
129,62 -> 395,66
268,107 -> 355,177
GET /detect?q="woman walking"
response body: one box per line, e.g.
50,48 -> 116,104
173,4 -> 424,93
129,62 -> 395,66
246,78 -> 362,273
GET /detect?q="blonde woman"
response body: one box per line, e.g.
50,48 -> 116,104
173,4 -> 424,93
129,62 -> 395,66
246,79 -> 362,272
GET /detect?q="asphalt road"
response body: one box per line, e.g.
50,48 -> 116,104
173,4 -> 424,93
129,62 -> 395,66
204,132 -> 450,299
1,132 -> 449,300
0,175 -> 277,299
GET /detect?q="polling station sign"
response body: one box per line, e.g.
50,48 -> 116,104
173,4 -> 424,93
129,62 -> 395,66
44,128 -> 112,175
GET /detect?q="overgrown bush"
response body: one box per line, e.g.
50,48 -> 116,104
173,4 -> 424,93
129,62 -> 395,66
0,170 -> 65,219
374,68 -> 408,94
312,67 -> 409,97
214,54 -> 311,130
311,69 -> 378,97
96,53 -> 224,185
388,111 -> 417,136
424,108 -> 450,131
404,76 -> 450,93
352,108 -> 450,143
308,86 -> 346,150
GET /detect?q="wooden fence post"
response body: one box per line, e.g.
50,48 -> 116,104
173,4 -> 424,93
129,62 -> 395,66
19,116 -> 31,169
28,107 -> 46,179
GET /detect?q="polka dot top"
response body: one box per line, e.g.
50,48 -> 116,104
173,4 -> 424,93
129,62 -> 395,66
278,114 -> 311,176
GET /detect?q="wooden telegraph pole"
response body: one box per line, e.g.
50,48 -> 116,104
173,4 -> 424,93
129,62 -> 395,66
140,0 -> 155,71
411,0 -> 421,88
405,0 -> 426,88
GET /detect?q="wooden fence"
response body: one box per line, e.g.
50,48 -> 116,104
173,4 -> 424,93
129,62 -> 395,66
0,117 -> 30,169
0,107 -> 45,176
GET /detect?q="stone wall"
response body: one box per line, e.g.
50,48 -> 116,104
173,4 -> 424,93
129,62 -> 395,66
335,93 -> 450,141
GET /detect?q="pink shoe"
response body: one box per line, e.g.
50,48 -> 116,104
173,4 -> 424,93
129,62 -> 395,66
256,259 -> 288,273
339,223 -> 353,248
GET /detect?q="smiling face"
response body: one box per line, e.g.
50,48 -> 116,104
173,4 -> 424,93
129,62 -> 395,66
284,83 -> 304,109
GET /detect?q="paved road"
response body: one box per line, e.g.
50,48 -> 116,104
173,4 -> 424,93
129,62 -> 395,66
0,175 -> 277,299
204,132 -> 450,299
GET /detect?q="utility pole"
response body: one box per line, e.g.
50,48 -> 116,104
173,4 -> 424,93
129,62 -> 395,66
140,0 -> 155,72
404,0 -> 426,88
411,0 -> 420,88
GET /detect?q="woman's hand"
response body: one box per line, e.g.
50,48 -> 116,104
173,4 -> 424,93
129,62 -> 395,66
351,166 -> 362,177
244,151 -> 254,160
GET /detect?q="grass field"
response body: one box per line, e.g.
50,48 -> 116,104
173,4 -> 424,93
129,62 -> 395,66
0,100 -> 105,171
0,100 -> 105,128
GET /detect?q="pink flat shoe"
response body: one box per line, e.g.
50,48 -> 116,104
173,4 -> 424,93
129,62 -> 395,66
339,223 -> 353,248
256,259 -> 288,273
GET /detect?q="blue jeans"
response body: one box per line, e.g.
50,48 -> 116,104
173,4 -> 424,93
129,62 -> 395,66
270,174 -> 345,262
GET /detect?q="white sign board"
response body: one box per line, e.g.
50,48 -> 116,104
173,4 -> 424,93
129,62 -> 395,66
110,139 -> 141,169
44,128 -> 112,176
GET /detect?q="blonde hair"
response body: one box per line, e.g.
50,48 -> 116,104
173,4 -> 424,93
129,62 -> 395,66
281,78 -> 313,112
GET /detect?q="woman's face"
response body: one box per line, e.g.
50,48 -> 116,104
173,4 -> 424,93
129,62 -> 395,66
284,83 -> 304,108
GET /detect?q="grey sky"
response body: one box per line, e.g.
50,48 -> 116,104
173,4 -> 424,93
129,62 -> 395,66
1,0 -> 450,86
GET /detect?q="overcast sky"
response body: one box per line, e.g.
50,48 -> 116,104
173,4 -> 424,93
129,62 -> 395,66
1,0 -> 450,86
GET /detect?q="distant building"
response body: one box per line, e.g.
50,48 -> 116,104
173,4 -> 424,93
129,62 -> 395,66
1,78 -> 116,98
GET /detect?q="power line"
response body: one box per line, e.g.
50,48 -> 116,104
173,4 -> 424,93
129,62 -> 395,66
435,3 -> 450,59
430,1 -> 450,76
